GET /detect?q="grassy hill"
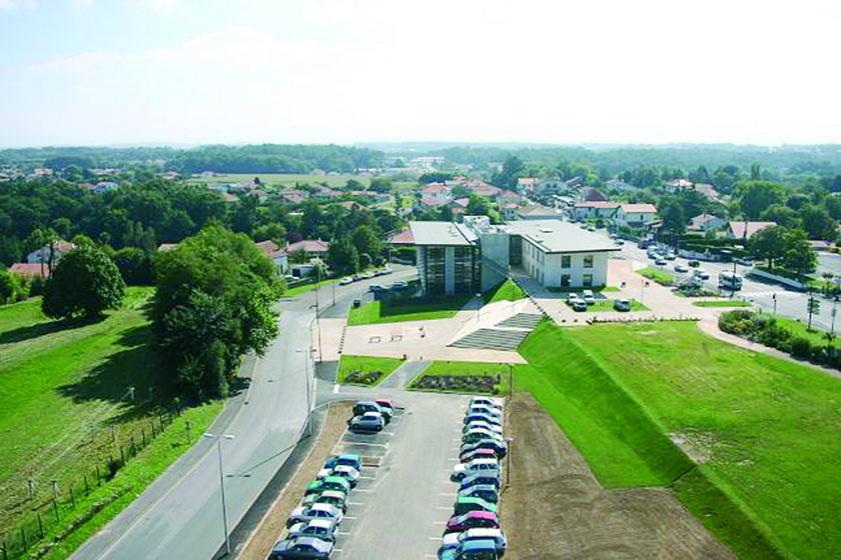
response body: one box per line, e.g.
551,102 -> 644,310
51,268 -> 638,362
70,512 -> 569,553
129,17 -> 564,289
515,321 -> 841,559
0,289 -> 222,557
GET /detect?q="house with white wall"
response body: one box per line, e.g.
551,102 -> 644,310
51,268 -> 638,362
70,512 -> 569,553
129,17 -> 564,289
690,213 -> 727,232
573,201 -> 619,220
614,203 -> 658,227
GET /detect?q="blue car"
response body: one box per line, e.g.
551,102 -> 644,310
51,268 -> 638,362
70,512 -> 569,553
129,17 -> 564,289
439,538 -> 501,560
324,453 -> 362,471
458,484 -> 499,504
270,536 -> 333,559
459,473 -> 501,491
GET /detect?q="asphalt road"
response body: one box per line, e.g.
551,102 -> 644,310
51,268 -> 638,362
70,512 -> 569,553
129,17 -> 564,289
72,265 -> 416,560
614,236 -> 840,332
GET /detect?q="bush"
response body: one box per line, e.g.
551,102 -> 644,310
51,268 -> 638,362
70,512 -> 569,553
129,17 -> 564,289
42,244 -> 126,319
0,269 -> 29,304
789,337 -> 812,359
113,247 -> 154,285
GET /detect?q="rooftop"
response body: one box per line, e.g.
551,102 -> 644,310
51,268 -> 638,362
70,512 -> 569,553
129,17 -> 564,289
504,220 -> 620,254
409,221 -> 474,246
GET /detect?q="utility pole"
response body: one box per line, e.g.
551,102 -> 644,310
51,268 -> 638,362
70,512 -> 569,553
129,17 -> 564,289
772,293 -> 777,316
832,296 -> 838,336
203,433 -> 234,557
297,348 -> 313,437
314,268 -> 323,363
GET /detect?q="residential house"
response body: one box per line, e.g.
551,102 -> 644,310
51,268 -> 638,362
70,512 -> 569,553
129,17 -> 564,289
689,213 -> 727,232
664,178 -> 693,192
516,205 -> 560,221
500,203 -> 519,221
690,183 -> 721,202
285,239 -> 330,258
517,177 -> 538,192
420,182 -> 453,205
157,243 -> 179,252
281,190 -> 308,204
255,240 -> 289,273
9,263 -> 50,278
578,187 -> 608,202
605,178 -> 635,191
728,221 -> 777,241
532,178 -> 564,196
93,181 -> 119,194
614,203 -> 658,228
573,201 -> 619,221
26,240 -> 75,264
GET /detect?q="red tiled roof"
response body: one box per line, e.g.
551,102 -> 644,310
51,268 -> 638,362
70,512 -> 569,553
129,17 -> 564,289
620,203 -> 657,213
420,195 -> 447,207
729,221 -> 776,239
255,240 -> 285,259
10,263 -> 49,278
421,183 -> 450,194
389,229 -> 415,245
286,239 -> 330,254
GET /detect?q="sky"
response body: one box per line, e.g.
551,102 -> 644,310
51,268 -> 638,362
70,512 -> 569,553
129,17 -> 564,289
1,0 -> 840,148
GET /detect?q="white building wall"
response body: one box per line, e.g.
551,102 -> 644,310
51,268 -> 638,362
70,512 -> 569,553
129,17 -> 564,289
525,247 -> 610,288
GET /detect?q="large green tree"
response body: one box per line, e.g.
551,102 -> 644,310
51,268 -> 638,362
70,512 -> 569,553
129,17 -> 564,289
737,181 -> 784,219
327,237 -> 359,275
42,244 -> 126,319
799,204 -> 837,240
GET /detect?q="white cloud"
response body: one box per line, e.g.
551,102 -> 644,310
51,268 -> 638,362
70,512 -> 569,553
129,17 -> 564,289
0,0 -> 36,10
69,0 -> 93,9
126,0 -> 179,13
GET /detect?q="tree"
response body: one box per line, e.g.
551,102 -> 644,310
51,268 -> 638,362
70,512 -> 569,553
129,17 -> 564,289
154,225 -> 280,398
760,204 -> 801,229
0,268 -> 28,304
368,177 -> 393,193
326,237 -> 359,275
749,225 -> 788,268
825,195 -> 841,220
42,244 -> 125,319
113,246 -> 154,285
351,225 -> 381,261
25,227 -> 59,276
782,229 -> 817,278
490,155 -> 524,189
659,199 -> 686,242
737,181 -> 784,219
799,204 -> 837,240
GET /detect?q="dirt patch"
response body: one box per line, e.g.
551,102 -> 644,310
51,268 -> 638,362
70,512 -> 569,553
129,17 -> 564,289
669,430 -> 716,464
237,401 -> 352,560
500,393 -> 734,560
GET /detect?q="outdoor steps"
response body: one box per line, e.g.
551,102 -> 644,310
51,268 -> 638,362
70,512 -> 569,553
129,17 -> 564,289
495,313 -> 543,329
449,328 -> 530,351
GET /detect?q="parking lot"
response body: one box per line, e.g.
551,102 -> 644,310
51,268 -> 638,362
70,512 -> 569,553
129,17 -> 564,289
329,392 -> 470,559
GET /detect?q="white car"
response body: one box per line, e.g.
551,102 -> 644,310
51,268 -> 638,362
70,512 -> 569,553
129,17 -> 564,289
582,290 -> 595,305
674,264 -> 689,273
339,277 -> 353,285
695,269 -> 710,280
468,397 -> 502,411
466,405 -> 501,419
462,421 -> 504,436
451,458 -> 500,481
316,465 -> 360,486
440,528 -> 507,553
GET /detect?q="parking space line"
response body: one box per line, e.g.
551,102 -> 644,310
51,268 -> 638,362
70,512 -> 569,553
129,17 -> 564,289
343,516 -> 357,520
348,501 -> 365,506
332,383 -> 339,394
438,492 -> 456,497
358,475 -> 376,480
435,506 -> 452,511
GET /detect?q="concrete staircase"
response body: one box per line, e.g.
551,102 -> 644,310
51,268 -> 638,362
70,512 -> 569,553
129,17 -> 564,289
449,328 -> 530,351
495,313 -> 543,329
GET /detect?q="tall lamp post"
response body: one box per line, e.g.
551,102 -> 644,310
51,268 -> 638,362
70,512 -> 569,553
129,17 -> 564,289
203,433 -> 235,556
475,293 -> 482,321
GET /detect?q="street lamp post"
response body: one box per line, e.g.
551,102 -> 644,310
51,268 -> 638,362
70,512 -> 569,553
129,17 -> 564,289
314,269 -> 323,363
475,293 -> 482,321
772,293 -> 777,316
832,297 -> 839,336
203,433 -> 235,556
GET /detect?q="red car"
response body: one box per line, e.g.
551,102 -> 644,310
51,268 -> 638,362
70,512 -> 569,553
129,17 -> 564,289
459,447 -> 498,464
444,511 -> 500,534
374,399 -> 395,413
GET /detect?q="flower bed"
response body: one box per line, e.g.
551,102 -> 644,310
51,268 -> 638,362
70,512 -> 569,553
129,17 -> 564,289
411,373 -> 501,394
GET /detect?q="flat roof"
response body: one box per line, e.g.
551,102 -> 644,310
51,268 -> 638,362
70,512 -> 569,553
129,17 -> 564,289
409,221 -> 474,246
504,220 -> 619,254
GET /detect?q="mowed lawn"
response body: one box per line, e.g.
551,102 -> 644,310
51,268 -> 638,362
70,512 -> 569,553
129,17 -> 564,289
638,266 -> 675,286
692,300 -> 752,308
485,280 -> 526,304
337,355 -> 404,384
515,321 -> 841,560
772,315 -> 841,348
347,295 -> 472,325
0,289 -> 222,550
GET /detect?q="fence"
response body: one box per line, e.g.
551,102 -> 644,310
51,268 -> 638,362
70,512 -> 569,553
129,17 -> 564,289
1,407 -> 184,560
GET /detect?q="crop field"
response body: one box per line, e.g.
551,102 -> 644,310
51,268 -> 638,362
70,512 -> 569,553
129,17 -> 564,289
514,320 -> 841,559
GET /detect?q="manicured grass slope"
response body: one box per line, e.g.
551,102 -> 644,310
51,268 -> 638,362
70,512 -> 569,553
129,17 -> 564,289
516,321 -> 841,559
638,266 -> 675,285
485,280 -> 526,304
347,295 -> 471,325
412,360 -> 511,394
0,290 -> 222,553
337,355 -> 404,384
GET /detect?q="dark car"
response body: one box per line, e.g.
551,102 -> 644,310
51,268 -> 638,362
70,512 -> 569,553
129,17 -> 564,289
444,511 -> 500,534
353,401 -> 391,422
459,472 -> 501,491
270,536 -> 333,559
458,484 -> 499,504
688,259 -> 700,268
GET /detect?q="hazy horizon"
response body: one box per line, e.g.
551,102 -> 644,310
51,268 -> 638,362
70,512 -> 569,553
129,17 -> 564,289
2,0 -> 840,148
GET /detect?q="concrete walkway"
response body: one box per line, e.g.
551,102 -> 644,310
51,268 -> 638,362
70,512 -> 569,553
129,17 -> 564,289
379,360 -> 430,388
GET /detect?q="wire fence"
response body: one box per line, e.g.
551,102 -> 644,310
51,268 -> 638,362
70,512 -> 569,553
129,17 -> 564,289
1,407 -> 185,560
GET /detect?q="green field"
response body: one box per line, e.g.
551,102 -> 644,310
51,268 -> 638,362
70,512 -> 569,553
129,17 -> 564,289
411,360 -> 512,394
185,173 -> 371,188
0,290 -> 222,556
637,266 -> 675,286
485,280 -> 526,304
692,300 -> 752,308
514,321 -> 841,559
347,295 -> 472,325
337,355 -> 404,385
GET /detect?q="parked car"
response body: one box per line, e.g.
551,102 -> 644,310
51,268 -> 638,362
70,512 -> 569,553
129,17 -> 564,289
354,401 -> 391,422
462,420 -> 503,436
674,264 -> 689,273
462,428 -> 504,445
381,267 -> 394,275
463,413 -> 501,427
445,511 -> 500,534
572,299 -> 588,312
453,496 -> 498,515
374,398 -> 395,414
390,281 -> 409,290
286,518 -> 339,542
735,257 -> 754,266
466,405 -> 501,420
270,536 -> 333,559
348,411 -> 385,433
369,284 -> 387,293
322,465 -> 360,487
286,504 -> 343,528
360,271 -> 375,279
695,269 -> 710,280
303,489 -> 348,511
440,528 -> 507,556
324,453 -> 362,471
305,476 -> 351,496
458,484 -> 500,503
664,252 -> 676,261
654,257 -> 667,266
468,397 -> 501,410
567,293 -> 581,304
582,289 -> 595,305
459,472 -> 501,491
688,259 -> 700,268
613,299 -> 631,312
452,458 -> 500,481
460,439 -> 508,458
339,277 -> 353,285
615,238 -> 625,245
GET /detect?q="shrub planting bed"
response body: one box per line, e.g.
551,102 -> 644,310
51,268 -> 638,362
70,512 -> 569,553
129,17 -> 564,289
411,373 -> 501,394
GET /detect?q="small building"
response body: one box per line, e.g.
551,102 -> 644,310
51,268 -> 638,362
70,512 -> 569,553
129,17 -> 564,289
26,240 -> 75,264
419,182 -> 453,205
578,187 -> 608,202
516,205 -> 560,221
409,221 -> 480,295
500,203 -> 519,221
615,203 -> 658,228
691,183 -> 721,202
517,177 -> 538,192
255,240 -> 289,273
728,221 -> 777,241
573,201 -> 619,221
690,213 -> 727,232
605,178 -> 635,191
9,263 -> 50,278
532,178 -> 564,196
285,239 -> 330,258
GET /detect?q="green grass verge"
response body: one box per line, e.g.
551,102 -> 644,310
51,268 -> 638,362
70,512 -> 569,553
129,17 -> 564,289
484,280 -> 526,304
337,355 -> 404,385
772,315 -> 841,348
692,300 -> 752,308
284,277 -> 341,297
571,299 -> 648,312
0,289 -> 223,556
411,361 -> 512,395
515,320 -> 840,559
637,266 -> 675,286
347,295 -> 472,325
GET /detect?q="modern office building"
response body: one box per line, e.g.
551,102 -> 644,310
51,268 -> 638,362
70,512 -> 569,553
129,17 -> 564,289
409,217 -> 619,295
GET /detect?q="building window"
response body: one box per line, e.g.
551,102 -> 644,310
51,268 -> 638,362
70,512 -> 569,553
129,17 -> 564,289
561,255 -> 571,268
583,274 -> 593,287
561,274 -> 571,287
583,255 -> 594,268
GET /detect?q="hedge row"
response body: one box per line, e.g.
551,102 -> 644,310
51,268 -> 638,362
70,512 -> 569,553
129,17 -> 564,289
718,310 -> 839,370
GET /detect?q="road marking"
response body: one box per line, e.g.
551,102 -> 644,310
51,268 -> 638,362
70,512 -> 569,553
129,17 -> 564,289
432,521 -> 446,525
353,488 -> 373,492
337,531 -> 352,536
358,475 -> 376,480
428,537 -> 441,541
447,457 -> 459,461
438,492 -> 457,497
343,516 -> 357,520
333,384 -> 339,394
